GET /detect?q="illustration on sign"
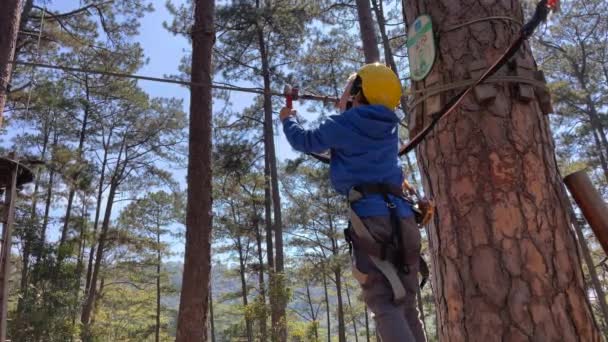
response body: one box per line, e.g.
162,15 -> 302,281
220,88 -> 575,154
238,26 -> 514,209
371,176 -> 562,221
407,15 -> 436,81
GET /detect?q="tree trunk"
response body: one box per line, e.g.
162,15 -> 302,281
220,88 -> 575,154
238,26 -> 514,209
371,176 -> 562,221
364,306 -> 370,342
344,282 -> 359,342
328,213 -> 346,342
59,80 -> 90,257
17,114 -> 50,316
305,279 -> 320,341
237,234 -> 253,342
0,0 -> 23,123
334,267 -> 347,342
71,201 -> 88,339
355,0 -> 380,63
175,0 -> 215,339
81,179 -> 119,339
322,267 -> 331,342
37,131 -> 59,264
575,69 -> 608,161
254,215 -> 268,341
209,286 -> 216,342
256,1 -> 286,338
14,0 -> 33,59
591,128 -> 608,184
403,1 -> 601,340
156,224 -> 162,342
84,137 -> 109,294
81,135 -> 126,336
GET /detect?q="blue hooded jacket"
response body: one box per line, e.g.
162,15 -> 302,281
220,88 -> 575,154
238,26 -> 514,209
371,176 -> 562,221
282,104 -> 413,218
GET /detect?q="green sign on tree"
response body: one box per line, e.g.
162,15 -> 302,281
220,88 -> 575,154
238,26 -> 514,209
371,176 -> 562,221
407,15 -> 436,81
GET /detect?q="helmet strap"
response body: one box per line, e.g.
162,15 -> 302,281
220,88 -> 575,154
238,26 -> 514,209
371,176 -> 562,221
349,75 -> 369,105
350,75 -> 363,97
346,99 -> 353,110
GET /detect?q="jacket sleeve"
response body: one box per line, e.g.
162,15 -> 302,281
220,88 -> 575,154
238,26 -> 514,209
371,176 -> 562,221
282,115 -> 351,153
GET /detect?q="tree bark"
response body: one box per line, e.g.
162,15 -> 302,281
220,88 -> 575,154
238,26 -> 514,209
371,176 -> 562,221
355,0 -> 380,63
591,128 -> 608,185
81,179 -> 119,339
322,267 -> 331,342
175,0 -> 215,339
305,279 -> 320,341
236,234 -> 253,342
209,286 -> 216,342
0,0 -> 23,124
38,131 -> 58,263
85,132 -> 110,293
403,1 -> 601,340
82,135 -> 127,339
254,214 -> 268,341
59,77 -> 90,257
406,0 -> 600,341
344,282 -> 359,342
71,201 -> 88,339
256,1 -> 286,338
156,222 -> 162,342
334,268 -> 346,342
364,306 -> 370,342
17,114 -> 50,317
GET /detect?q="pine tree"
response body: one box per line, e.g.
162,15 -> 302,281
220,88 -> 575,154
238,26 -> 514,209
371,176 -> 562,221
403,0 -> 601,340
175,0 -> 215,340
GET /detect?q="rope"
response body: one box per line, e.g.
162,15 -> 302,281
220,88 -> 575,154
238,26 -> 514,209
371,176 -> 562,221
441,16 -> 522,33
7,60 -> 339,104
406,75 -> 548,112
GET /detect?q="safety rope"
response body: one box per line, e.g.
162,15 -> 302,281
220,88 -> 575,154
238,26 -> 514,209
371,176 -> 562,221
406,75 -> 549,113
441,16 -> 522,33
7,60 -> 339,104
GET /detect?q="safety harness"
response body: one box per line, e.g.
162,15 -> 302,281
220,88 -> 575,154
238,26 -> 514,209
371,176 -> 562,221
345,184 -> 429,302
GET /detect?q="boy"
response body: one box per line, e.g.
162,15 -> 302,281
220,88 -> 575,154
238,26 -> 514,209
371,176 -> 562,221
280,63 -> 426,342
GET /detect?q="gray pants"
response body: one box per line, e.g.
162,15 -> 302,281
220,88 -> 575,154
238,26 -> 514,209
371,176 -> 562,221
355,216 -> 426,342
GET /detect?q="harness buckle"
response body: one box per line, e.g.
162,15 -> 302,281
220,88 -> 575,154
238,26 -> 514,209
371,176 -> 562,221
387,202 -> 396,209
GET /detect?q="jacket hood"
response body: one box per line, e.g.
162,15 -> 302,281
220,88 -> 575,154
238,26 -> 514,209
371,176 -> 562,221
343,105 -> 400,139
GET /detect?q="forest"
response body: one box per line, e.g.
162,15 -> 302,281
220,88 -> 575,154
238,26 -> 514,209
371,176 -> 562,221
0,0 -> 607,341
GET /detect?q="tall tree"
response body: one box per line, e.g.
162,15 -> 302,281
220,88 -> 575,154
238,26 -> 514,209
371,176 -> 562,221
355,0 -> 380,63
403,0 -> 601,340
118,191 -> 181,342
175,0 -> 215,340
535,0 -> 608,184
0,0 -> 22,122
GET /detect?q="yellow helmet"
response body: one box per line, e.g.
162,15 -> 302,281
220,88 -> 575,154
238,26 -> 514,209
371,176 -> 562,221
352,63 -> 402,110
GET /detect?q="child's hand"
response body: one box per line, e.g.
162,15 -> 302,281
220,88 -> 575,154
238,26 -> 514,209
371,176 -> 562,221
280,107 -> 296,121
